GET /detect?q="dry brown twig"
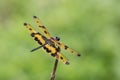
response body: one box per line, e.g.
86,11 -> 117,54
50,59 -> 58,80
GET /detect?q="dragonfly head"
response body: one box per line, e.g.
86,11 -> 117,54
55,36 -> 60,41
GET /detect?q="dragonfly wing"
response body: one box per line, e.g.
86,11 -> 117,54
43,44 -> 69,65
33,16 -> 51,39
55,52 -> 69,65
24,23 -> 46,45
52,39 -> 81,57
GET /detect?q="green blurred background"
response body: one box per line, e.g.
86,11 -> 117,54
0,0 -> 120,80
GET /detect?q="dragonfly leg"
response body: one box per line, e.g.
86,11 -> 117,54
31,43 -> 47,52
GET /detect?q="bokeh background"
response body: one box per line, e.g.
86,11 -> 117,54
0,0 -> 120,80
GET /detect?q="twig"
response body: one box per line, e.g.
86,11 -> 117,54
50,59 -> 58,80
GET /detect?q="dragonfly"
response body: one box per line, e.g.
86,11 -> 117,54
24,16 -> 81,65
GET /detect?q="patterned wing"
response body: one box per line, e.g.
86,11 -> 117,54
33,16 -> 51,39
51,39 -> 81,57
43,44 -> 69,65
24,23 -> 46,45
56,52 -> 69,65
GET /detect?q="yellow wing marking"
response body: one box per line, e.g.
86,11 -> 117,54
33,16 -> 51,39
52,39 -> 81,57
43,44 -> 69,64
24,23 -> 37,33
56,52 -> 69,65
24,23 -> 45,45
45,44 -> 56,53
34,34 -> 45,44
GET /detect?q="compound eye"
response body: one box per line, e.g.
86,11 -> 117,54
56,36 -> 60,41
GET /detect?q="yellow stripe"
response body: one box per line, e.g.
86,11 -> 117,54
35,35 -> 45,44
